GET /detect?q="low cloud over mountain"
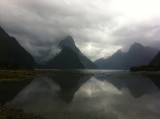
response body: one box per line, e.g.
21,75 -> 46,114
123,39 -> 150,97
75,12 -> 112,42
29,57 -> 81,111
0,0 -> 160,63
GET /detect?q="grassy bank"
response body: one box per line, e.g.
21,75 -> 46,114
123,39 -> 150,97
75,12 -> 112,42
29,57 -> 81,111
0,70 -> 93,83
0,70 -> 35,83
0,107 -> 45,119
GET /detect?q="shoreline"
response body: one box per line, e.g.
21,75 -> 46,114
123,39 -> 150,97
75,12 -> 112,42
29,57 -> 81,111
0,107 -> 45,119
0,70 -> 93,83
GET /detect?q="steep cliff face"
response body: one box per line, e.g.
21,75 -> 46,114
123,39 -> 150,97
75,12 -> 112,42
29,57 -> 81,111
46,36 -> 97,69
149,51 -> 160,67
0,26 -> 36,69
130,51 -> 160,72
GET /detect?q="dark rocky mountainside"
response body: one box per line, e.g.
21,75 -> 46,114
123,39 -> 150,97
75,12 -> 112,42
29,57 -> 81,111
95,43 -> 158,69
130,51 -> 160,71
95,49 -> 125,69
46,47 -> 85,69
149,51 -> 160,67
0,26 -> 36,69
46,36 -> 97,69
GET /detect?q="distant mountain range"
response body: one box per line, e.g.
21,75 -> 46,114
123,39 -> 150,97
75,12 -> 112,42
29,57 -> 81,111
0,26 -> 97,69
130,51 -> 160,71
95,43 -> 159,69
46,36 -> 97,69
149,51 -> 160,67
1,25 -> 160,70
0,26 -> 36,69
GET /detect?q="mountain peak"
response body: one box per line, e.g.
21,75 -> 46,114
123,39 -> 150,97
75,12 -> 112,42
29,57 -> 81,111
58,36 -> 76,49
128,42 -> 144,53
95,42 -> 158,69
131,42 -> 143,49
47,36 -> 97,69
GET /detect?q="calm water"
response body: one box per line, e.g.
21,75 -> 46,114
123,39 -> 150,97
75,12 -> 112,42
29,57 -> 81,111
1,70 -> 160,119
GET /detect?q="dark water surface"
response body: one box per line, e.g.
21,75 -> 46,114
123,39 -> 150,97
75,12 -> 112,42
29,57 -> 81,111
1,70 -> 160,119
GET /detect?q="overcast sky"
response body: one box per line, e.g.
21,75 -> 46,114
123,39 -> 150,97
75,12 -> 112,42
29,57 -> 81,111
0,0 -> 160,62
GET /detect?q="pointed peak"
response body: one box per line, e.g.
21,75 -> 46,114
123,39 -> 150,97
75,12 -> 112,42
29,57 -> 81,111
128,43 -> 144,52
131,42 -> 143,48
58,36 -> 76,49
63,36 -> 75,44
65,36 -> 74,41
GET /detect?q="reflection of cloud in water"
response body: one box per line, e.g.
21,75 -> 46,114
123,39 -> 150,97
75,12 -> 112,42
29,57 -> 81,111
76,77 -> 122,97
74,77 -> 160,119
95,72 -> 160,98
6,72 -> 160,119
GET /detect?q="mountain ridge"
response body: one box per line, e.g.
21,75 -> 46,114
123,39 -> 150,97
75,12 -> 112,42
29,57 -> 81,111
46,36 -> 98,69
150,51 -> 160,67
95,43 -> 159,69
130,51 -> 160,71
0,26 -> 37,69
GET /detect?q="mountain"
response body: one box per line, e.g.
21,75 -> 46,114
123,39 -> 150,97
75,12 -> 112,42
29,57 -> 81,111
0,26 -> 36,69
149,51 -> 160,67
95,49 -> 125,69
0,79 -> 31,106
130,51 -> 160,71
46,36 -> 97,69
95,43 -> 158,69
124,43 -> 158,68
95,73 -> 156,98
49,71 -> 91,103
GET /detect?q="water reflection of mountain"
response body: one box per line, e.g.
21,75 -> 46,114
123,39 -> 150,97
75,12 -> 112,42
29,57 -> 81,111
145,73 -> 160,90
95,72 -> 158,98
0,80 -> 32,107
49,73 -> 92,103
6,72 -> 92,104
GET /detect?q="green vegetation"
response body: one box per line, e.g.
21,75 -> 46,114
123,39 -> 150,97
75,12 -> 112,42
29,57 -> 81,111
0,70 -> 35,83
0,70 -> 93,83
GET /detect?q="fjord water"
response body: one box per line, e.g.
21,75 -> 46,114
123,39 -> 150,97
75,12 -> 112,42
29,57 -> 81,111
1,70 -> 160,119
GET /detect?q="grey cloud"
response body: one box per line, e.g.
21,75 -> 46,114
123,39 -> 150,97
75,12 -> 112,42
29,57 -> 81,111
0,0 -> 114,62
0,0 -> 160,62
112,23 -> 160,51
